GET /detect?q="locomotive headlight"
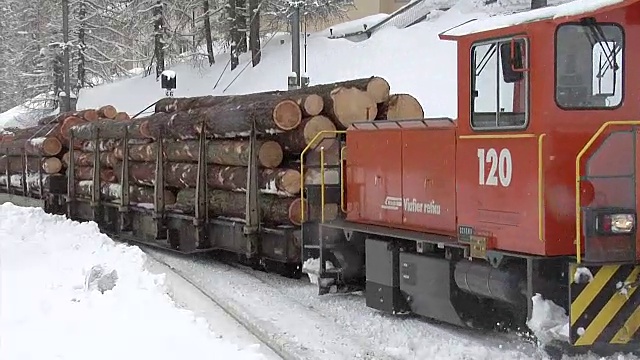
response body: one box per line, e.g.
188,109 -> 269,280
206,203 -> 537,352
597,213 -> 636,234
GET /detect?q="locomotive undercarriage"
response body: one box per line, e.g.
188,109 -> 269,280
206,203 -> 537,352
303,219 -> 569,333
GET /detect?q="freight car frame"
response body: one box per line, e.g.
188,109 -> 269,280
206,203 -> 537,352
300,0 -> 640,356
75,121 -> 301,276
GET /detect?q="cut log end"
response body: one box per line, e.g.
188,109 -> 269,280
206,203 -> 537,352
279,169 -> 301,195
331,87 -> 377,128
302,94 -> 324,116
258,141 -> 284,168
81,110 -> 99,122
39,137 -> 63,156
304,115 -> 337,150
61,116 -> 88,140
98,105 -> 118,119
273,99 -> 302,131
366,77 -> 391,103
288,198 -> 305,226
386,94 -> 424,120
114,112 -> 130,121
43,157 -> 62,174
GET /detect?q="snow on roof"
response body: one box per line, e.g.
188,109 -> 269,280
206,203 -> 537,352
441,0 -> 628,37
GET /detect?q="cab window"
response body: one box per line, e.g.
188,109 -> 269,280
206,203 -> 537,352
471,38 -> 528,130
555,20 -> 624,109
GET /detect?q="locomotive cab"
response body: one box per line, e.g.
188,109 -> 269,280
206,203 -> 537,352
302,0 -> 640,356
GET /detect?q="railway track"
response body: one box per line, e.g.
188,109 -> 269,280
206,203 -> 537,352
142,250 -> 297,360
139,246 -> 552,360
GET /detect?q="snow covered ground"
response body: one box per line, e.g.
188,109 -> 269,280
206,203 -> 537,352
142,248 -> 639,360
0,203 -> 278,360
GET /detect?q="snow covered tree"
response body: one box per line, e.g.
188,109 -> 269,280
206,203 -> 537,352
261,0 -> 354,33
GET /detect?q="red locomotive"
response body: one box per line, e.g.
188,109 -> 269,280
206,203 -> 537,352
302,0 -> 640,354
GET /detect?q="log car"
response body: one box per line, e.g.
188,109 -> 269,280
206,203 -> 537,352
64,121 -> 302,277
302,0 -> 640,356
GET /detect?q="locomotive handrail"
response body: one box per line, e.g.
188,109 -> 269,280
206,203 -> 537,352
299,130 -> 347,223
340,145 -> 347,214
575,120 -> 640,263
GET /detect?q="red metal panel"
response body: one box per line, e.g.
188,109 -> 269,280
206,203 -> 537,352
345,129 -> 403,226
456,136 -> 542,255
401,128 -> 457,236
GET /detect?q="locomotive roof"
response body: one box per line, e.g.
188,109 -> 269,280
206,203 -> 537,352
439,0 -> 636,39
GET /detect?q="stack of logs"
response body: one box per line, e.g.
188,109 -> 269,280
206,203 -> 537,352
4,76 -> 424,227
0,105 -> 129,192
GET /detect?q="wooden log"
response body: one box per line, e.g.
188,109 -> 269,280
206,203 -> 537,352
287,76 -> 390,104
0,136 -> 63,156
75,180 -> 176,205
141,98 -> 303,140
37,109 -> 99,125
114,112 -> 130,121
113,139 -> 283,168
62,151 -> 118,168
80,138 -> 152,152
323,87 -> 377,129
60,116 -> 89,140
172,188 -> 300,225
305,140 -> 342,166
376,94 -> 424,120
288,198 -> 339,224
304,168 -> 341,185
277,115 -> 336,154
153,91 -> 323,116
0,173 -> 65,191
71,118 -> 146,140
97,105 -> 118,119
0,155 -> 63,174
115,161 -> 301,195
73,166 -> 117,182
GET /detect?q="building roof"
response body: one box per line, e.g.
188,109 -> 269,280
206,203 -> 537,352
439,0 -> 634,39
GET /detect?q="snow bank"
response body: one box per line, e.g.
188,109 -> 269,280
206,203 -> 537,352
0,203 -> 266,360
526,293 -> 569,345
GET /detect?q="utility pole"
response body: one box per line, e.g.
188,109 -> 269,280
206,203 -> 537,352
62,0 -> 72,111
288,4 -> 301,90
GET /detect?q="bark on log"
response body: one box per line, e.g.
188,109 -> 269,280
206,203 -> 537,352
141,98 -> 303,140
62,151 -> 118,168
277,115 -> 336,154
304,140 -> 342,166
97,105 -> 118,119
289,198 -> 339,223
154,91 -> 323,116
115,161 -> 301,195
80,138 -> 152,152
304,168 -> 340,185
172,188 -> 300,225
0,155 -> 63,174
0,136 -> 62,156
376,94 -> 424,120
0,173 -> 65,191
60,116 -> 89,140
113,139 -> 283,168
73,166 -> 117,182
75,180 -> 176,205
70,119 -> 134,140
37,109 -> 99,125
286,76 -> 390,104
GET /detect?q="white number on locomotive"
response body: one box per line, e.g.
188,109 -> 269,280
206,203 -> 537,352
477,148 -> 512,187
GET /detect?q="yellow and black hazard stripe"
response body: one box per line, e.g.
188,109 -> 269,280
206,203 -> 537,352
569,263 -> 640,347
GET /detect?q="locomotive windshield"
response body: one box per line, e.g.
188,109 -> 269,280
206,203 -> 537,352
555,18 -> 624,109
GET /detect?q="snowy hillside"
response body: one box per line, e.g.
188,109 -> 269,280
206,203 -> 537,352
0,1 -> 509,129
